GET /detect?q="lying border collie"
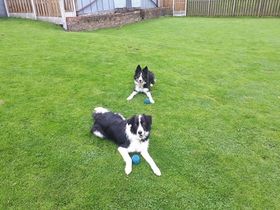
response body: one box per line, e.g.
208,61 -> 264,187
127,65 -> 156,104
91,107 -> 161,176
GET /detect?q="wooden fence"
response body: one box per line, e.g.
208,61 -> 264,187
5,0 -> 75,16
162,0 -> 280,16
64,0 -> 75,11
35,0 -> 61,16
187,0 -> 280,16
4,0 -> 76,29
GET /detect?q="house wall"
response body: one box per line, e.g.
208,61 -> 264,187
141,0 -> 156,8
76,0 -> 115,15
115,0 -> 126,8
132,0 -> 141,7
0,0 -> 7,17
76,0 -> 156,15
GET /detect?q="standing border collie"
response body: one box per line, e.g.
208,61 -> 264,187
91,107 -> 161,176
127,65 -> 156,104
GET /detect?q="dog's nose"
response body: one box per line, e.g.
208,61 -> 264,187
138,131 -> 143,135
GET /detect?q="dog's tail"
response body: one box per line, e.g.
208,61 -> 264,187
94,107 -> 109,114
93,107 -> 109,119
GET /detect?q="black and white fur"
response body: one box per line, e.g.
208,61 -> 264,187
127,65 -> 156,104
91,107 -> 161,176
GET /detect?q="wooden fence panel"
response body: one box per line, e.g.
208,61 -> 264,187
6,0 -> 74,16
162,0 -> 173,8
273,0 -> 280,15
186,0 -> 280,16
7,0 -> 33,13
64,0 -> 74,12
33,0 -> 60,17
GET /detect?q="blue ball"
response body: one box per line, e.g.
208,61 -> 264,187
131,154 -> 141,165
144,98 -> 151,104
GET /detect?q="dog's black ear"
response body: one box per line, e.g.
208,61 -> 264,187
144,115 -> 152,125
127,115 -> 136,125
136,65 -> 141,73
142,66 -> 148,74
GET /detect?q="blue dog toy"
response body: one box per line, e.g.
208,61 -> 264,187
144,98 -> 151,104
131,154 -> 141,165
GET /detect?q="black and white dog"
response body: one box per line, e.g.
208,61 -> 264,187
91,107 -> 161,176
127,65 -> 156,103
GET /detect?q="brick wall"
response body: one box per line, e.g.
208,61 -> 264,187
67,11 -> 142,31
140,8 -> 173,19
66,8 -> 173,31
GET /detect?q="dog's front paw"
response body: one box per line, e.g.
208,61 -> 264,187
152,167 -> 161,176
127,96 -> 133,101
149,98 -> 155,104
125,164 -> 132,175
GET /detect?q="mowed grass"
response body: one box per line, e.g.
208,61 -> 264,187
0,17 -> 279,209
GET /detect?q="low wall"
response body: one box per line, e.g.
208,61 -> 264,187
140,8 -> 173,19
66,8 -> 173,31
67,10 -> 142,31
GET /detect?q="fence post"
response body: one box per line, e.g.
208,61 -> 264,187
277,0 -> 280,16
172,0 -> 175,15
232,0 -> 236,16
207,0 -> 211,16
30,0 -> 37,20
3,0 -> 9,17
258,0 -> 263,17
72,0 -> 77,15
185,0 -> 187,16
72,0 -> 77,17
59,0 -> 67,30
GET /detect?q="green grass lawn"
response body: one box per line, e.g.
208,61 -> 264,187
0,17 -> 279,209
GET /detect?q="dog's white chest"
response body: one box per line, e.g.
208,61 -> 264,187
135,84 -> 150,93
136,83 -> 144,91
127,140 -> 148,153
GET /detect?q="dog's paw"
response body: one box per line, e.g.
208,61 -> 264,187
125,164 -> 132,175
149,98 -> 155,104
127,96 -> 133,101
152,167 -> 161,176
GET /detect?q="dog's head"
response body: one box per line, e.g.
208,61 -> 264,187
127,114 -> 152,141
134,65 -> 149,86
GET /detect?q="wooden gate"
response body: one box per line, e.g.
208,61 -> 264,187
173,0 -> 187,16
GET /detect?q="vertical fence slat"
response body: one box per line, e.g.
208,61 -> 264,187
267,0 -> 273,15
221,0 -> 225,15
245,0 -> 249,15
276,0 -> 280,16
258,0 -> 262,16
232,0 -> 236,16
248,0 -> 252,16
207,0 -> 210,16
262,0 -> 267,15
270,0 -> 276,15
